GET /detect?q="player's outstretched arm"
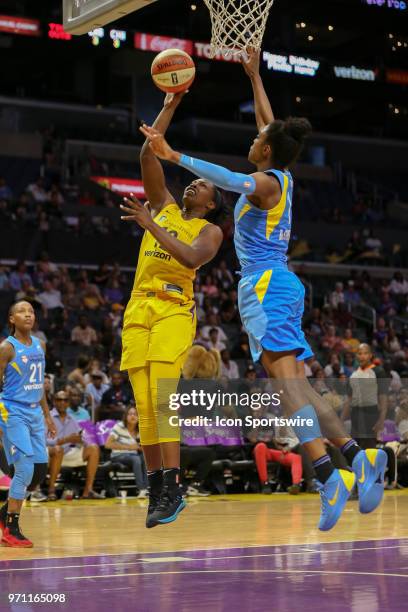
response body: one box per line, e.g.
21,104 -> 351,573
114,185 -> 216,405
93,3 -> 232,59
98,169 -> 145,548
140,92 -> 186,216
139,125 -> 281,208
241,47 -> 274,130
120,196 -> 223,269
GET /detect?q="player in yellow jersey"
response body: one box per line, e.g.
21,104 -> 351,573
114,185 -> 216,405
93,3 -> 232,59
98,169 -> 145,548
119,92 -> 223,527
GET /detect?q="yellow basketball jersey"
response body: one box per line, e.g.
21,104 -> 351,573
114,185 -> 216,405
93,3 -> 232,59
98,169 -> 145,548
132,203 -> 209,303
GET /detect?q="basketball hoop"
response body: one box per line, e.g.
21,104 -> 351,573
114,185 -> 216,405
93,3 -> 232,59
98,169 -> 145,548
203,0 -> 275,58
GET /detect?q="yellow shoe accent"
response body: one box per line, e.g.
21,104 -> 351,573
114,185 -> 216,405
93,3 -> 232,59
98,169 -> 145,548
365,449 -> 378,467
358,462 -> 365,484
328,484 -> 340,506
339,469 -> 356,492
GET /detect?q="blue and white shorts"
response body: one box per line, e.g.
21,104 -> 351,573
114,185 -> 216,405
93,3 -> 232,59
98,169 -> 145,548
238,264 -> 313,363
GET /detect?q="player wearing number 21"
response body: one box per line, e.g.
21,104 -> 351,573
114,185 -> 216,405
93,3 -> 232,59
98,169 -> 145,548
0,301 -> 57,547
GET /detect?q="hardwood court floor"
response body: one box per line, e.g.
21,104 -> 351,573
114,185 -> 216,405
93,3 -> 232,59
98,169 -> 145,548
1,492 -> 408,612
1,489 -> 407,561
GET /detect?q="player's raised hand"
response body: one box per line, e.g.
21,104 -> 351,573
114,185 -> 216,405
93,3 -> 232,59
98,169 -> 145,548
241,46 -> 261,79
139,124 -> 178,161
163,90 -> 188,109
120,193 -> 154,229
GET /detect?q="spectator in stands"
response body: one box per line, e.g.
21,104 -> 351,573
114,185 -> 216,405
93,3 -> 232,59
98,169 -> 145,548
0,177 -> 12,201
383,360 -> 402,393
85,371 -> 109,411
67,355 -> 91,388
220,298 -> 239,324
342,328 -> 360,354
214,260 -> 234,289
330,282 -> 345,309
47,184 -> 64,206
202,313 -> 227,344
231,331 -> 251,362
103,278 -> 124,305
78,277 -> 105,310
384,329 -> 402,355
44,374 -> 54,405
389,272 -> 408,296
67,389 -> 91,422
71,315 -> 98,347
38,278 -> 64,314
343,352 -> 357,377
9,261 -> 32,291
27,177 -> 48,203
344,280 -> 361,306
220,349 -> 239,380
105,406 -> 148,497
31,320 -> 47,345
84,358 -> 109,385
373,317 -> 388,349
378,293 -> 398,319
99,316 -> 117,358
47,391 -> 103,500
0,266 -> 9,291
98,371 -> 132,421
109,303 -> 124,332
207,328 -> 226,352
305,308 -> 324,337
62,281 -> 82,311
202,274 -> 219,298
324,354 -> 344,378
364,229 -> 383,258
94,263 -> 111,288
36,251 -> 58,278
321,325 -> 343,353
250,412 -> 303,495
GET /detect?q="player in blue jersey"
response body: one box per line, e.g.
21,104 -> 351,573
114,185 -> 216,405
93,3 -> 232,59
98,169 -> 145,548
139,47 -> 387,531
0,300 -> 56,547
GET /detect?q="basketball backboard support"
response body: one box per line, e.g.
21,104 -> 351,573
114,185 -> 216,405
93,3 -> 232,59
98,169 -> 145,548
63,0 -> 158,35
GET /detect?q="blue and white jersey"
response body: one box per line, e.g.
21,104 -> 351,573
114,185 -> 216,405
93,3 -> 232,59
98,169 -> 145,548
234,169 -> 293,271
1,335 -> 45,406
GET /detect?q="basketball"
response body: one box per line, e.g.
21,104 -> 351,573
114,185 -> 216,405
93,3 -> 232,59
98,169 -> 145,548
151,48 -> 196,94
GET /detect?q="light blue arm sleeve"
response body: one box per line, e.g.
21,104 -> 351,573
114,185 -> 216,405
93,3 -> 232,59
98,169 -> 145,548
178,154 -> 256,195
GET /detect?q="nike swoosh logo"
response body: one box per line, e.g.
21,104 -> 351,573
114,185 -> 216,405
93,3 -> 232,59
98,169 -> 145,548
358,462 -> 365,484
328,484 -> 340,506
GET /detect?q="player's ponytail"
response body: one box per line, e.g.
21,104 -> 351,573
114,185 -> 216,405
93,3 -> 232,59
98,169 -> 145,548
265,117 -> 312,169
284,117 -> 312,144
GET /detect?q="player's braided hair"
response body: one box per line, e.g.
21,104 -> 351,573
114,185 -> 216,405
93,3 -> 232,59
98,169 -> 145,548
265,117 -> 312,169
205,186 -> 229,224
7,300 -> 29,336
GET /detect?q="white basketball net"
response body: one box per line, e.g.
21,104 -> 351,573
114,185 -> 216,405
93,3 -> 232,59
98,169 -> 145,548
203,0 -> 275,58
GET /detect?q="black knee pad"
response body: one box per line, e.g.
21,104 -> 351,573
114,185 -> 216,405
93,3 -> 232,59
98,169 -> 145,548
27,463 -> 48,491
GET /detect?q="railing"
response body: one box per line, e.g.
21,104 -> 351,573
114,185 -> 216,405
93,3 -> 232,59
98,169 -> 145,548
349,303 -> 377,332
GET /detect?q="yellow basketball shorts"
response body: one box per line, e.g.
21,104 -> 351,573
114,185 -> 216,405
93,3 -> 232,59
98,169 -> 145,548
120,295 -> 196,370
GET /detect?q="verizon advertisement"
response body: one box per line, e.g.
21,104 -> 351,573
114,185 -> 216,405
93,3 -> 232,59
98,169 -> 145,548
91,176 -> 146,198
0,15 -> 40,36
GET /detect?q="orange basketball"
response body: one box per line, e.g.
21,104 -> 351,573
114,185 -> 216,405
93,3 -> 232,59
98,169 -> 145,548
151,48 -> 196,94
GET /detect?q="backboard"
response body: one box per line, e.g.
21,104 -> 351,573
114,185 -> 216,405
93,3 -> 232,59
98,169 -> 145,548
63,0 -> 158,35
